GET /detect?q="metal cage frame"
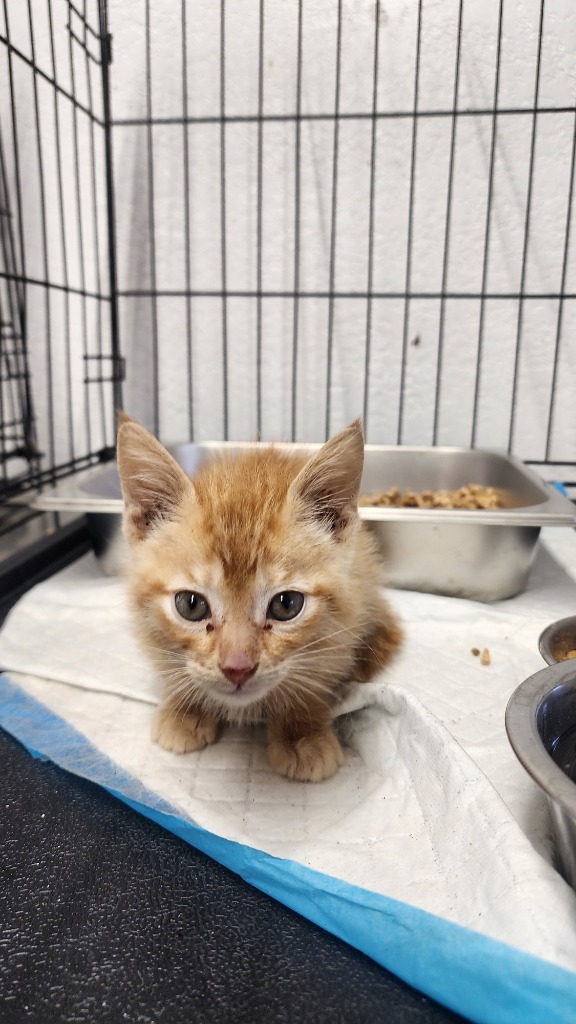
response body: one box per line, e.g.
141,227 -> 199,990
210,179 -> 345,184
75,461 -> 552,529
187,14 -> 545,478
0,0 -> 575,539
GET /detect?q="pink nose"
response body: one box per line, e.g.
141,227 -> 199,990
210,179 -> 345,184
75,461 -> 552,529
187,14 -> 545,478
219,654 -> 259,689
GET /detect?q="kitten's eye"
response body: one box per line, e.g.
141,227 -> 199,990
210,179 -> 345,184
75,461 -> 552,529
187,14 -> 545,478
174,591 -> 211,622
267,591 -> 305,622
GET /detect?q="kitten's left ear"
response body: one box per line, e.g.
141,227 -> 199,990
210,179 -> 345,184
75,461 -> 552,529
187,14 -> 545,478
288,419 -> 364,537
117,417 -> 195,542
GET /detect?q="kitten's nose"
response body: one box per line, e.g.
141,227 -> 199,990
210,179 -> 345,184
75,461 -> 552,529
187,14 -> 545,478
219,654 -> 259,689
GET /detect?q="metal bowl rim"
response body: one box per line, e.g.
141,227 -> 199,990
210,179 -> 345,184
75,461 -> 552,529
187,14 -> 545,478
506,661 -> 576,816
538,615 -> 576,666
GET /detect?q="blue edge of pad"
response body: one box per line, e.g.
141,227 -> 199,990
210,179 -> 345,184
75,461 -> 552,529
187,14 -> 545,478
0,674 -> 575,1024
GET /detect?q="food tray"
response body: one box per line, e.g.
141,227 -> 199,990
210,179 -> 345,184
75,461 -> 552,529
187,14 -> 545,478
33,444 -> 576,601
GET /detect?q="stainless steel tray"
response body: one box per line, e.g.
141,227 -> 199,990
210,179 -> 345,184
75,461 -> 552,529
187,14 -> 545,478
33,444 -> 576,601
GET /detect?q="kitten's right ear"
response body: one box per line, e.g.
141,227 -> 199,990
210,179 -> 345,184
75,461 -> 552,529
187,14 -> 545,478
116,417 -> 194,542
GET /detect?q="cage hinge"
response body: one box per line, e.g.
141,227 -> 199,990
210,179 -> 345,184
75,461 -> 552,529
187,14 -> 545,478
102,32 -> 113,65
114,355 -> 126,382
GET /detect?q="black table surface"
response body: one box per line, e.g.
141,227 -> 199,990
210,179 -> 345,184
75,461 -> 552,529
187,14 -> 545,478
0,517 -> 467,1024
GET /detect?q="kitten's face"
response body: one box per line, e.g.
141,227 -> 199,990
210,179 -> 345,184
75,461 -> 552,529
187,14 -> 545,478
117,420 -> 368,722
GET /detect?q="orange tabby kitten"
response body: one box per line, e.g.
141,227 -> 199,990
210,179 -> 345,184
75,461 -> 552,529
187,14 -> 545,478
117,416 -> 402,782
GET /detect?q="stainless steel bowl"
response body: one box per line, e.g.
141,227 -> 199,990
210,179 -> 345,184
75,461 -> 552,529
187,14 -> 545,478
538,616 -> 576,666
506,661 -> 576,890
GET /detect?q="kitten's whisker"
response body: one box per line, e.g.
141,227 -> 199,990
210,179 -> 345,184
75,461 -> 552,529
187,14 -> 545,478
165,684 -> 193,714
291,624 -> 379,662
285,645 -> 354,666
274,683 -> 313,720
290,680 -> 335,702
145,645 -> 189,661
293,626 -> 359,653
277,672 -> 335,706
327,623 -> 380,658
170,684 -> 208,721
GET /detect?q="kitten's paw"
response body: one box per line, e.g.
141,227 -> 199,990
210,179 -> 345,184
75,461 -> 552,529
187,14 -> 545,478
267,730 -> 344,783
151,707 -> 220,754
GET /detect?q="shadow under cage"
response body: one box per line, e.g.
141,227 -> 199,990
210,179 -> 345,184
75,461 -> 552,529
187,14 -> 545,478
0,0 -> 575,537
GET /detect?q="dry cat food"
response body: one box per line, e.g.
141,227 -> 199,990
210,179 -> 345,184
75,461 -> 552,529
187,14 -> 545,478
359,483 -> 504,510
471,647 -> 491,665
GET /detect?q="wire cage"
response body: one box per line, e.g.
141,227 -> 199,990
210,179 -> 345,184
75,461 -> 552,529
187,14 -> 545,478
0,0 -> 575,539
0,0 -> 120,530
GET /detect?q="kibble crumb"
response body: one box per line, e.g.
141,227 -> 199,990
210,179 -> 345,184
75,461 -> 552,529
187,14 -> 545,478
480,648 -> 491,666
471,647 -> 480,657
564,650 -> 576,660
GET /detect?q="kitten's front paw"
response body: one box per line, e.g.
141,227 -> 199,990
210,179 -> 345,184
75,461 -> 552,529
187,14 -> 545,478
267,730 -> 344,783
152,707 -> 220,754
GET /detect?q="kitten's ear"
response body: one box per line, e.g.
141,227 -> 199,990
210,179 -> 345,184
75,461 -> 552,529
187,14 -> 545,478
288,419 -> 364,537
117,416 -> 194,542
